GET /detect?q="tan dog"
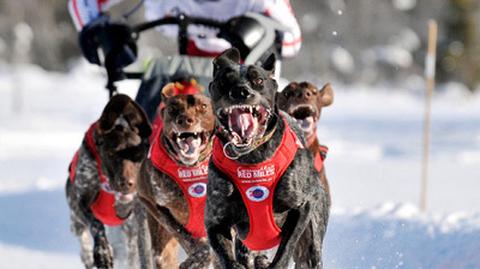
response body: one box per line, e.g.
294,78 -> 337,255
137,82 -> 217,269
277,81 -> 334,201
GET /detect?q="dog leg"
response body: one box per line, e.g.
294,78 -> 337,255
263,202 -> 313,269
147,201 -> 211,269
91,220 -> 113,269
295,194 -> 329,269
140,195 -> 216,269
71,217 -> 94,269
293,219 -> 322,269
205,169 -> 244,269
154,238 -> 179,269
147,210 -> 179,269
122,215 -> 139,269
235,236 -> 253,269
179,244 -> 212,269
77,201 -> 113,269
207,225 -> 244,269
136,202 -> 156,269
139,196 -> 199,252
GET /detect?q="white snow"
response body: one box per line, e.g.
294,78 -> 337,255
1,62 -> 480,268
0,243 -> 82,269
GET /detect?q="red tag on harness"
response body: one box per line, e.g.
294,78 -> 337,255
212,117 -> 300,250
149,128 -> 209,239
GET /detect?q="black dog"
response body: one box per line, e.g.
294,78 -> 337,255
205,48 -> 329,269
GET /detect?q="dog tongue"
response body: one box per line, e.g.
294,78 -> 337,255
297,116 -> 315,133
178,136 -> 201,155
229,112 -> 256,139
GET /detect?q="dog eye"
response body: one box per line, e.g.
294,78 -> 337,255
283,91 -> 292,98
167,106 -> 175,114
198,103 -> 208,113
253,78 -> 263,86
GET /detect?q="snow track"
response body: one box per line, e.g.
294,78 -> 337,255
1,62 -> 479,268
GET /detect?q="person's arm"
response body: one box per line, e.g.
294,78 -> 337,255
68,0 -> 124,30
261,0 -> 302,58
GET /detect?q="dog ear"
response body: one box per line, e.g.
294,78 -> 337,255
261,53 -> 276,76
98,94 -> 131,134
129,100 -> 152,139
276,82 -> 296,110
318,83 -> 334,107
220,47 -> 241,63
161,83 -> 176,99
213,48 -> 241,76
98,94 -> 152,139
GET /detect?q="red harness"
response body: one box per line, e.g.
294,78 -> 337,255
306,130 -> 328,173
211,118 -> 300,251
149,129 -> 209,239
69,123 -> 125,226
314,145 -> 328,172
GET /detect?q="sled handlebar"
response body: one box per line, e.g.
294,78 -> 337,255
108,13 -> 286,97
131,14 -> 225,55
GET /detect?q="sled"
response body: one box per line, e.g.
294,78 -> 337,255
103,12 -> 288,119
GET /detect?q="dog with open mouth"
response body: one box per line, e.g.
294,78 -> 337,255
277,81 -> 334,202
205,48 -> 330,269
66,94 -> 152,269
136,82 -> 217,269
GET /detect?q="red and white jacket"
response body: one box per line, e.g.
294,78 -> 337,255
68,0 -> 302,58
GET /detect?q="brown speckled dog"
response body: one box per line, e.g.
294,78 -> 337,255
205,48 -> 329,269
137,83 -> 216,269
66,94 -> 152,269
277,82 -> 334,201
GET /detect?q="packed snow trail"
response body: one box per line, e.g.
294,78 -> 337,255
1,62 -> 480,268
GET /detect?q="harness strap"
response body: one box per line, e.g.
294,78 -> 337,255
69,122 -> 125,226
212,116 -> 299,250
149,129 -> 209,239
84,123 -> 109,184
314,145 -> 328,173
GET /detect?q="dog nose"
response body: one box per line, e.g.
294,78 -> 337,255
127,178 -> 136,191
297,90 -> 312,100
119,177 -> 135,191
229,87 -> 254,101
176,115 -> 195,127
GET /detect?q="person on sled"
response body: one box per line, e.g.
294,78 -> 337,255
68,0 -> 302,120
68,0 -> 302,69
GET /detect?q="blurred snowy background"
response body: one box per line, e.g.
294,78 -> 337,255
1,0 -> 480,268
2,0 -> 480,90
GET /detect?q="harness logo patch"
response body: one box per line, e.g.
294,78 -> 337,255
178,165 -> 208,181
237,165 -> 275,179
246,186 -> 269,202
188,182 -> 207,198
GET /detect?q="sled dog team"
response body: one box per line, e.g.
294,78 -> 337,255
66,48 -> 334,269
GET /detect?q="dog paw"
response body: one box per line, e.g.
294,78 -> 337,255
179,245 -> 211,269
93,238 -> 113,269
254,255 -> 270,269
